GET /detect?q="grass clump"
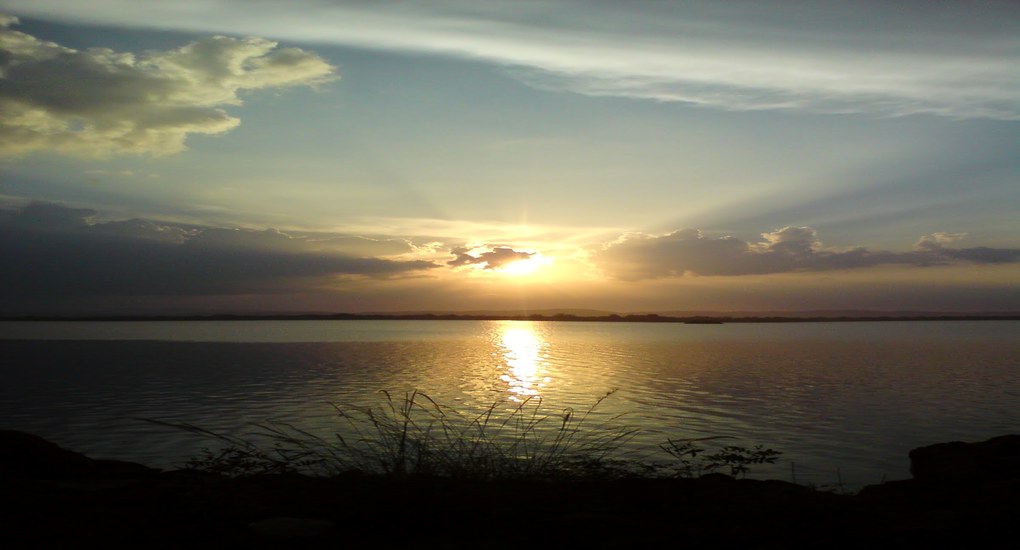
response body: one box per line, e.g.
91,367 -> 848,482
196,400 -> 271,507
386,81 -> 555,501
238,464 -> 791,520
145,418 -> 344,477
149,389 -> 640,480
330,389 -> 638,479
150,390 -> 784,482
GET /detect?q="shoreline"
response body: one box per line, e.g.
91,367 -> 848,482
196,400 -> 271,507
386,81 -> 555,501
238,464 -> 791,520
3,431 -> 1018,547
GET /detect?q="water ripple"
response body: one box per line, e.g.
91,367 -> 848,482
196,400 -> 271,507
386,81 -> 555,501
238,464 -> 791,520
2,320 -> 1018,489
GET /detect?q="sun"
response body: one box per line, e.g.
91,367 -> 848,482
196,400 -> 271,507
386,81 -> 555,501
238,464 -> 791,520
499,254 -> 552,276
501,258 -> 541,276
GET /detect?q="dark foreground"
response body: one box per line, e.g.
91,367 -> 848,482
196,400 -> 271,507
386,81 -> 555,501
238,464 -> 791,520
3,432 -> 1018,549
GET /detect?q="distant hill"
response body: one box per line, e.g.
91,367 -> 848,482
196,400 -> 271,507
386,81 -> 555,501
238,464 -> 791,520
648,310 -> 1020,318
363,308 -> 616,317
5,309 -> 1017,322
360,308 -> 1020,319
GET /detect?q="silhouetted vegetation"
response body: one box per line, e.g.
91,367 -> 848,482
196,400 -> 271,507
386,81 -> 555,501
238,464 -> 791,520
659,437 -> 782,478
146,391 -> 783,482
6,427 -> 1019,547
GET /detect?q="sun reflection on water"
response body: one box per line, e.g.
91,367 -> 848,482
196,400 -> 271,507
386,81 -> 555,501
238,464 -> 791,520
497,322 -> 552,401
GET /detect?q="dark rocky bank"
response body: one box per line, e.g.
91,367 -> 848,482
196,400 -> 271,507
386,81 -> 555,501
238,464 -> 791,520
2,431 -> 1018,548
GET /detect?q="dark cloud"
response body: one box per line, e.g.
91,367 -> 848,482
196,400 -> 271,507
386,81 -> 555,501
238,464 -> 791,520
594,226 -> 1020,280
0,15 -> 336,157
914,232 -> 1020,264
448,246 -> 534,270
290,233 -> 415,258
8,201 -> 97,229
0,202 -> 436,298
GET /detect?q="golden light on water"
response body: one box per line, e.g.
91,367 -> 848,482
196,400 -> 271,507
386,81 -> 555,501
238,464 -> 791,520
497,321 -> 552,401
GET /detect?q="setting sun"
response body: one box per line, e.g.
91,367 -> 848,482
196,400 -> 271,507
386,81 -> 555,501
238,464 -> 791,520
499,254 -> 551,276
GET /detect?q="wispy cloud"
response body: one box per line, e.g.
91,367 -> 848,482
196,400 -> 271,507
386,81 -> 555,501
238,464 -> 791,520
0,15 -> 336,157
594,226 -> 1020,280
4,1 -> 1019,119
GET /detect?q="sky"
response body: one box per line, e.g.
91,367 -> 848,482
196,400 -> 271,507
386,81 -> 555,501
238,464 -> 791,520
1,0 -> 1018,315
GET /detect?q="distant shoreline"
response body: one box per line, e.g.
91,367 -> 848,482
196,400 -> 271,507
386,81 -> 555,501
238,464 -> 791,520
3,313 -> 1018,323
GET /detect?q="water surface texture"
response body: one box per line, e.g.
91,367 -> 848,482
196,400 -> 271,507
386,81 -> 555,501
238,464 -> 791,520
2,320 -> 1018,489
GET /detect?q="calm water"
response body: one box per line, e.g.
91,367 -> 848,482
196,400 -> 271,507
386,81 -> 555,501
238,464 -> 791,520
2,320 -> 1018,489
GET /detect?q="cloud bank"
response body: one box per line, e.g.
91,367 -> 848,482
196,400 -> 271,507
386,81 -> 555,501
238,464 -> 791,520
0,15 -> 336,157
0,202 -> 435,297
595,226 -> 1020,280
4,1 -> 1019,119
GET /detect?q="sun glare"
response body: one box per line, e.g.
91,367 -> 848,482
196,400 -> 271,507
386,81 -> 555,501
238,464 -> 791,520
499,254 -> 552,276
497,322 -> 551,401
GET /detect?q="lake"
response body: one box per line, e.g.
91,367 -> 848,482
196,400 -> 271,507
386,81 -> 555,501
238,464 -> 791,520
2,319 -> 1018,489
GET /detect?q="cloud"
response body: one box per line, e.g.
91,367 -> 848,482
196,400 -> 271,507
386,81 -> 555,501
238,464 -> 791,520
915,232 -> 967,251
594,226 -> 1020,280
0,15 -> 336,158
757,226 -> 821,256
296,234 -> 416,258
0,202 -> 436,297
4,1 -> 1018,119
914,232 -> 1020,265
6,201 -> 97,229
448,245 -> 534,270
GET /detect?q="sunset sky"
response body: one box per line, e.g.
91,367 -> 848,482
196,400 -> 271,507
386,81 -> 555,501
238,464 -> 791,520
1,0 -> 1018,315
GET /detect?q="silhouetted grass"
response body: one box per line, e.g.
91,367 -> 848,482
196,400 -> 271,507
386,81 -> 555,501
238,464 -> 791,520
145,389 -> 643,480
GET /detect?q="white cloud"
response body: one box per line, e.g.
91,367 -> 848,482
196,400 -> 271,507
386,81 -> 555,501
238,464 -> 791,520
915,232 -> 967,251
757,226 -> 822,256
0,15 -> 336,157
3,1 -> 1018,119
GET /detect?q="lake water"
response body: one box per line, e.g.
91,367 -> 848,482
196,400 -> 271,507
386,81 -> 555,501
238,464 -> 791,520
2,320 -> 1018,489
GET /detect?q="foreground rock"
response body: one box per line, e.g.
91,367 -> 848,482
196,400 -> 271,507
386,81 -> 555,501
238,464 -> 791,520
2,431 -> 1018,548
0,430 -> 162,480
909,434 -> 1020,481
855,435 -> 1020,547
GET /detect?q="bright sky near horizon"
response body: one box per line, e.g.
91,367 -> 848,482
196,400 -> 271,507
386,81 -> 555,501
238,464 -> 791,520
1,0 -> 1018,315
